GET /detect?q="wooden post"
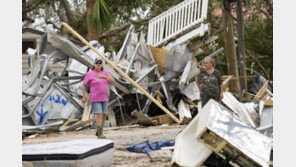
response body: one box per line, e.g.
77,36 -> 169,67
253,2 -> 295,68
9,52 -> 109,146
236,0 -> 248,92
222,0 -> 241,94
61,22 -> 181,124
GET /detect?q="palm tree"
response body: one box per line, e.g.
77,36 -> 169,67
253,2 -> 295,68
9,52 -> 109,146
86,0 -> 147,41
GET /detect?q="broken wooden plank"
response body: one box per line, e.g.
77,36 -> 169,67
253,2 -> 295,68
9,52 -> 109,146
104,124 -> 139,130
152,114 -> 178,125
60,114 -> 77,129
60,117 -> 96,131
81,95 -> 91,121
244,92 -> 273,106
256,80 -> 269,98
178,99 -> 192,125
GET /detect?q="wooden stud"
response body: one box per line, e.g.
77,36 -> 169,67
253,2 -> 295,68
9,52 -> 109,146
60,114 -> 76,128
256,80 -> 269,98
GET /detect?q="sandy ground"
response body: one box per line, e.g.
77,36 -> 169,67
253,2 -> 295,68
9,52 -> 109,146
22,124 -> 186,167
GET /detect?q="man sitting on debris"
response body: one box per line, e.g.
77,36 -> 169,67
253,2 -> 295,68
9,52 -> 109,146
196,56 -> 223,107
82,57 -> 114,138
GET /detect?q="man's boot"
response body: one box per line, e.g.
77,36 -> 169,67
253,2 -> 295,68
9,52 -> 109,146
97,126 -> 106,139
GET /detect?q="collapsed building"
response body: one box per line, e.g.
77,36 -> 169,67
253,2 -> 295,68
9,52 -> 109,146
22,0 -> 273,166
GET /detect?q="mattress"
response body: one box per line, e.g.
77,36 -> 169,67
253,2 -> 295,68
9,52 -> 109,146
22,139 -> 114,167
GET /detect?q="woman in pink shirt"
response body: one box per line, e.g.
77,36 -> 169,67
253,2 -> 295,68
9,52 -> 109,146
82,57 -> 114,138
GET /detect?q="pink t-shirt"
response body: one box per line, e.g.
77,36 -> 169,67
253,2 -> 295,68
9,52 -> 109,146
83,70 -> 112,102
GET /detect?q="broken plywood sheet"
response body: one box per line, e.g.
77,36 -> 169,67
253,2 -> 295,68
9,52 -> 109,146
178,99 -> 192,124
195,99 -> 272,167
149,45 -> 168,75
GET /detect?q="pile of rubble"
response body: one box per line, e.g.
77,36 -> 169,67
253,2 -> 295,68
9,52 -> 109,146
22,10 -> 273,167
22,21 -> 220,133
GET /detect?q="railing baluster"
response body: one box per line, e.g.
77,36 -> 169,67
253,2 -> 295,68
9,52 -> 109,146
147,0 -> 208,46
165,13 -> 169,39
197,0 -> 202,21
175,9 -> 179,34
201,0 -> 208,19
159,19 -> 162,43
193,0 -> 197,22
179,5 -> 183,31
157,19 -> 160,43
190,0 -> 194,24
153,22 -> 156,45
169,10 -> 172,37
172,9 -> 175,34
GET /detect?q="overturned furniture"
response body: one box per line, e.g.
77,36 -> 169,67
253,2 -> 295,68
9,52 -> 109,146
196,99 -> 272,167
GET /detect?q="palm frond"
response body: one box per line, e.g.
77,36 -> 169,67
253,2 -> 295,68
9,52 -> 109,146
88,0 -> 114,34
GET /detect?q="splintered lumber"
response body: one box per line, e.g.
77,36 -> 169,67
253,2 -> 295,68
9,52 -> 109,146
60,117 -> 96,131
81,95 -> 93,127
244,92 -> 273,107
152,114 -> 178,125
59,114 -> 77,130
131,110 -> 156,126
178,99 -> 192,124
62,22 -> 181,124
155,90 -> 164,104
256,80 -> 269,98
222,75 -> 233,86
81,95 -> 92,122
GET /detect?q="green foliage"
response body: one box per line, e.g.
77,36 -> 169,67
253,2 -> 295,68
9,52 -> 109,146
245,17 -> 273,79
88,0 -> 115,34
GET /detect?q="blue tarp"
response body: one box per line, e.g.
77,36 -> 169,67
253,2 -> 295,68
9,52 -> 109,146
126,140 -> 174,153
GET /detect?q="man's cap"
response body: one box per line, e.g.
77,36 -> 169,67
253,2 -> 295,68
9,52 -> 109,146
94,57 -> 105,64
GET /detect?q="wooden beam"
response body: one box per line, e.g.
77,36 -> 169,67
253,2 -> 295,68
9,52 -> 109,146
256,80 -> 269,98
60,114 -> 76,128
266,89 -> 273,97
61,22 -> 181,124
60,117 -> 96,131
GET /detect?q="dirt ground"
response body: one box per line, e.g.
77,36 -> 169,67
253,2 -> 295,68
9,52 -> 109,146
22,124 -> 186,167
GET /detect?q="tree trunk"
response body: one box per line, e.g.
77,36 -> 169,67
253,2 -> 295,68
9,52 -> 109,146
222,0 -> 241,93
236,0 -> 248,92
86,0 -> 99,41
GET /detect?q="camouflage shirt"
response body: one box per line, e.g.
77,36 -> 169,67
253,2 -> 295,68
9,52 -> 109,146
197,69 -> 222,98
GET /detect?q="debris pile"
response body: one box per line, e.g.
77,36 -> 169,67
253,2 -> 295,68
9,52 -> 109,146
22,21 -> 221,134
22,0 -> 273,164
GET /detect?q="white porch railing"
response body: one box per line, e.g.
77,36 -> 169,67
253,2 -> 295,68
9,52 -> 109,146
147,0 -> 209,47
